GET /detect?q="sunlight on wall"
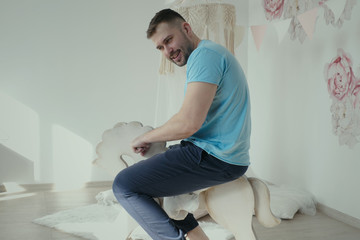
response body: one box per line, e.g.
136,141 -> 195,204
0,128 -> 8,141
0,91 -> 39,162
52,124 -> 93,190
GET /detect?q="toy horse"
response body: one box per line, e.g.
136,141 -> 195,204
93,121 -> 280,239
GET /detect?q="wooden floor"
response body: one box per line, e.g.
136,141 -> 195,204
1,183 -> 360,240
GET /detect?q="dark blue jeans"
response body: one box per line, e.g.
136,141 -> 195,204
112,141 -> 248,240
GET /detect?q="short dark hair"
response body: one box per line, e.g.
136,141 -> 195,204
146,9 -> 186,39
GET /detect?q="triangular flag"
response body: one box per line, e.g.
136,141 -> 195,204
297,8 -> 318,40
325,0 -> 346,21
251,25 -> 267,51
273,18 -> 292,43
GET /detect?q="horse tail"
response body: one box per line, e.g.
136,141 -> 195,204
248,177 -> 281,228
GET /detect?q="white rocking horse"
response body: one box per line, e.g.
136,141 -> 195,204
93,121 -> 281,240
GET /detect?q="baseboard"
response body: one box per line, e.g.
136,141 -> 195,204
0,181 -> 113,192
317,203 -> 360,230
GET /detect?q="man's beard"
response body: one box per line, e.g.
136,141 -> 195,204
170,44 -> 193,67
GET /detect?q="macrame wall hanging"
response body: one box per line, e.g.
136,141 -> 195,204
160,0 -> 243,74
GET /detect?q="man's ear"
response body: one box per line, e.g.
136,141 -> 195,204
182,22 -> 192,35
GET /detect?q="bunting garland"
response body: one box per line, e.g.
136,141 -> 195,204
249,0 -> 356,51
163,0 -> 356,55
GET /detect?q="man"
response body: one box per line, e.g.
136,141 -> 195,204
112,9 -> 251,240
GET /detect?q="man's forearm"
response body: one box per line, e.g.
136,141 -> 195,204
131,82 -> 216,155
142,112 -> 199,143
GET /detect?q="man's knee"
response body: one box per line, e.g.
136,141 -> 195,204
112,171 -> 132,199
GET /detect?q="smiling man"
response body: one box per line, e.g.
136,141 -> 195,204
112,9 -> 251,240
152,18 -> 198,67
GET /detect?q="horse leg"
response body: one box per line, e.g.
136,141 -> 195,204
204,177 -> 256,240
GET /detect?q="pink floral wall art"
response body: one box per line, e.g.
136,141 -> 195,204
263,0 -> 285,21
325,49 -> 360,148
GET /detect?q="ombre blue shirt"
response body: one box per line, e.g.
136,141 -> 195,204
184,40 -> 251,166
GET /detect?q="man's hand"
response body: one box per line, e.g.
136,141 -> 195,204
131,134 -> 151,156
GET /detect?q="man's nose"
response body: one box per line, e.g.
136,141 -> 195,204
164,45 -> 173,58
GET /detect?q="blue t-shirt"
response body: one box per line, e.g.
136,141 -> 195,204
184,40 -> 251,166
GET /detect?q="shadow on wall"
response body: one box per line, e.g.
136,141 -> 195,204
0,91 -> 107,186
0,144 -> 35,184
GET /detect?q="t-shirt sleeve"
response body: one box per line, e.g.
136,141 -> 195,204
186,48 -> 225,86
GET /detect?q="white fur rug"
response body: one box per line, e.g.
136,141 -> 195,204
32,183 -> 316,239
32,203 -> 234,240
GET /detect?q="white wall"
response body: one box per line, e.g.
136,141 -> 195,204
0,0 -> 165,184
1,0 -> 359,222
247,1 -> 360,220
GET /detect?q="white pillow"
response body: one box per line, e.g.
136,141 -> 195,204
268,184 -> 317,219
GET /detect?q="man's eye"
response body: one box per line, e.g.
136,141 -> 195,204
165,37 -> 172,44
